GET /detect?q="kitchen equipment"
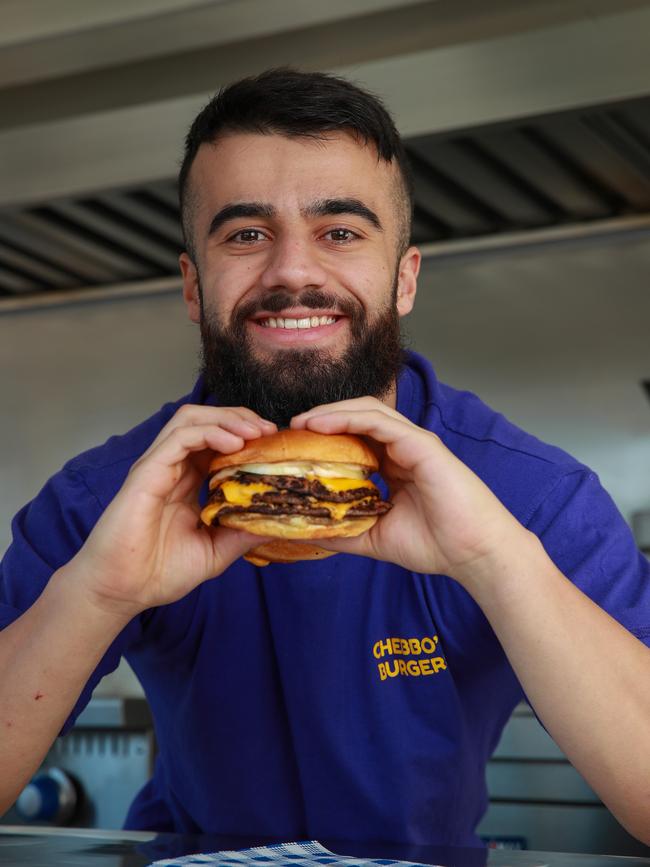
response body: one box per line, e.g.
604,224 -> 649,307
1,697 -> 154,829
478,704 -> 650,855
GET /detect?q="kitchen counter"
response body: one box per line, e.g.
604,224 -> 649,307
2,826 -> 650,867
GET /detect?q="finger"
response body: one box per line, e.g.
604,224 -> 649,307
301,409 -> 442,475
148,406 -> 275,453
312,532 -> 379,560
299,407 -> 417,443
143,405 -> 276,459
208,526 -> 275,572
380,454 -> 415,489
291,396 -> 408,427
173,404 -> 278,431
128,424 -> 248,499
166,461 -> 205,506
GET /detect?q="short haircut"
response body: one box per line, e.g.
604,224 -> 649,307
178,67 -> 414,259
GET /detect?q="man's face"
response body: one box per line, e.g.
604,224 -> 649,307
180,132 -> 420,425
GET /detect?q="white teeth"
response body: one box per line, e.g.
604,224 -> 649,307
259,315 -> 337,329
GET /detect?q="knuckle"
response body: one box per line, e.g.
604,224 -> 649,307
175,404 -> 197,422
357,395 -> 380,408
217,407 -> 243,420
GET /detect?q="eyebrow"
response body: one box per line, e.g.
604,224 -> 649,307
207,202 -> 276,238
303,198 -> 383,231
206,197 -> 383,238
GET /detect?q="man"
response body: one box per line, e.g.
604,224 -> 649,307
1,68 -> 650,847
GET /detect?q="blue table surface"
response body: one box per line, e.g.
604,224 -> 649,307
1,827 -> 649,867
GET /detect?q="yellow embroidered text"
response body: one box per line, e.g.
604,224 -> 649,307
372,635 -> 447,681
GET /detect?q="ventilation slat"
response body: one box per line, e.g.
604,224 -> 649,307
99,192 -> 183,247
0,215 -> 110,283
0,262 -> 37,293
29,207 -> 156,279
0,240 -> 78,287
52,200 -> 179,271
472,129 -> 613,219
540,115 -> 650,210
407,147 -> 497,236
411,138 -> 555,228
145,181 -> 181,212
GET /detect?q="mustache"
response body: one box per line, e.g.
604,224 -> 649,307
234,288 -> 361,323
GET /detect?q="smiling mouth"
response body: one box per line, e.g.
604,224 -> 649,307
256,315 -> 339,330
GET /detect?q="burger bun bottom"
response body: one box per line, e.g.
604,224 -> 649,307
244,540 -> 337,566
217,512 -> 377,566
219,512 -> 377,540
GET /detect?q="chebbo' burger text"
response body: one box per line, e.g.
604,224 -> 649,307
199,429 -> 392,565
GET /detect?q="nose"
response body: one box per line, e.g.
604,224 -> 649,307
259,233 -> 328,294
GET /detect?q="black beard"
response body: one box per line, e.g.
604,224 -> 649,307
198,285 -> 406,428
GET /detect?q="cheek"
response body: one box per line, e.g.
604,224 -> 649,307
201,260 -> 258,319
344,259 -> 392,305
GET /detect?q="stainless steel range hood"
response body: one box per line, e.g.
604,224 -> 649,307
2,0 -> 650,305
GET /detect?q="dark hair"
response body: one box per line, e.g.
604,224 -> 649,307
178,67 -> 414,258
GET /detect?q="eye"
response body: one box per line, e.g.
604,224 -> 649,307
323,228 -> 359,244
228,228 -> 268,244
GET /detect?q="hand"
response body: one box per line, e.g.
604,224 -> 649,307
291,397 -> 526,585
66,406 -> 276,619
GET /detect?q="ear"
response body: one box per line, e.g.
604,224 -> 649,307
395,246 -> 420,317
180,252 -> 201,323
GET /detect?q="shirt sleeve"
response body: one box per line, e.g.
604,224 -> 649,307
0,467 -> 143,734
527,469 -> 650,644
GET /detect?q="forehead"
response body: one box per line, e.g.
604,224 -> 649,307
186,131 -> 398,224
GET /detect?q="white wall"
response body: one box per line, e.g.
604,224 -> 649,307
409,234 -> 650,524
1,289 -> 197,555
0,290 -> 199,697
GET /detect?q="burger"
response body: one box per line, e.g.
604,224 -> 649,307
199,429 -> 391,565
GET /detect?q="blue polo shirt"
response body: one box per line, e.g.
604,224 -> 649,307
2,351 -> 649,845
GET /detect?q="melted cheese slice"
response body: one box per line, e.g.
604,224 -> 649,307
220,480 -> 275,504
326,500 -> 361,521
219,477 -> 377,507
201,498 -> 369,525
201,476 -> 379,526
318,477 -> 377,492
200,500 -> 227,525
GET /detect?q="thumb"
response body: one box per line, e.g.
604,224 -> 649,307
207,526 -> 275,571
315,531 -> 378,560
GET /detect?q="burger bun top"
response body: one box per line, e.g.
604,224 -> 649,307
208,428 -> 378,474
